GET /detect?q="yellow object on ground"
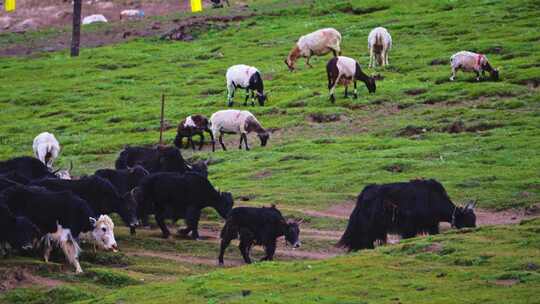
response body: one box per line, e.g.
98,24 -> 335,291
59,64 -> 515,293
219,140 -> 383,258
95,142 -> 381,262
5,0 -> 16,12
191,0 -> 202,12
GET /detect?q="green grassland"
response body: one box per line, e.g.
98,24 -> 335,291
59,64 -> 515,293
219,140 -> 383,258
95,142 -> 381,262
0,0 -> 539,303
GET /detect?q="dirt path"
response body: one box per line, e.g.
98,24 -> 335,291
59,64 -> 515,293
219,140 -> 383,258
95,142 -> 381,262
0,267 -> 63,293
126,249 -> 243,267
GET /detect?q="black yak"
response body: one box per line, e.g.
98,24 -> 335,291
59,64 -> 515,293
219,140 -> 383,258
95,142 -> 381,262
133,172 -> 234,239
338,179 -> 476,251
218,205 -> 301,265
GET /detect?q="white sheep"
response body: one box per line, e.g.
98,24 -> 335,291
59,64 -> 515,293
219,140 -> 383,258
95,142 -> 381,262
226,64 -> 266,107
82,14 -> 108,25
32,132 -> 60,169
210,110 -> 269,151
285,28 -> 342,71
450,51 -> 499,81
368,27 -> 392,68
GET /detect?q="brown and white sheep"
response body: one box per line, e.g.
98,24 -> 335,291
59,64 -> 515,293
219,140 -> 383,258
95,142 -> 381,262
174,115 -> 215,152
285,28 -> 341,71
450,51 -> 499,81
210,110 -> 269,151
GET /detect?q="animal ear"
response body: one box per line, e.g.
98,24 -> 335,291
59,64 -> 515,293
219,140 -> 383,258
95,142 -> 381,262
89,217 -> 97,227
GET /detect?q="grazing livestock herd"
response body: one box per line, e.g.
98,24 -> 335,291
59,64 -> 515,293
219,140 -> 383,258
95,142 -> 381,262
0,24 -> 493,274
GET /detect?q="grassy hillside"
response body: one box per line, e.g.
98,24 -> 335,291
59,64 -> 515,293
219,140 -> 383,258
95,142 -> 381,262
0,0 -> 539,210
87,219 -> 540,304
0,0 -> 539,303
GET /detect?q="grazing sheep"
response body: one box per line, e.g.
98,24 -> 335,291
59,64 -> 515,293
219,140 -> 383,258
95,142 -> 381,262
368,27 -> 392,68
174,115 -> 215,152
226,65 -> 267,107
327,56 -> 376,103
285,28 -> 341,71
82,14 -> 108,25
450,51 -> 499,81
32,132 -> 60,169
210,110 -> 269,151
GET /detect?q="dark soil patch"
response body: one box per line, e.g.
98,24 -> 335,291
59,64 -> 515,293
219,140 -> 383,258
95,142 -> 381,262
465,122 -> 503,132
161,14 -> 255,41
238,194 -> 256,202
404,88 -> 427,96
308,113 -> 341,123
253,170 -> 272,179
339,4 -> 389,15
200,88 -> 223,96
383,163 -> 410,173
396,125 -> 427,137
443,120 -> 465,133
0,267 -> 62,292
397,103 -> 414,110
519,78 -> 540,89
429,58 -> 449,65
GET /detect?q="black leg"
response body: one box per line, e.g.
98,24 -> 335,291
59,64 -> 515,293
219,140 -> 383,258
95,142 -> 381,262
155,213 -> 170,239
243,133 -> 250,150
238,134 -> 243,150
344,86 -> 348,98
238,231 -> 254,264
185,207 -> 201,240
218,235 -> 233,265
261,240 -> 276,261
198,133 -> 204,150
332,49 -> 337,57
219,132 -> 227,151
189,136 -> 196,150
244,89 -> 249,106
208,130 -> 215,152
353,81 -> 358,99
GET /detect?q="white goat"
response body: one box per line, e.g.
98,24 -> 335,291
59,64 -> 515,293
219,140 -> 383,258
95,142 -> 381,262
450,51 -> 499,81
43,215 -> 117,274
33,132 -> 60,169
368,27 -> 392,68
285,28 -> 342,71
226,64 -> 266,107
210,110 -> 269,151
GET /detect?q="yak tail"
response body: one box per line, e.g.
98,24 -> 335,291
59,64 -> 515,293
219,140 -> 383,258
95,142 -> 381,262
173,133 -> 182,149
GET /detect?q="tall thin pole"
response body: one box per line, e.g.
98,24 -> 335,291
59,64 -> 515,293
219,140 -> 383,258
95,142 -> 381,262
159,94 -> 165,146
71,0 -> 82,57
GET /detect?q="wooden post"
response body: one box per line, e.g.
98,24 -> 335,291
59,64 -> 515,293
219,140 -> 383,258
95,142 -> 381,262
71,0 -> 82,57
159,94 -> 165,146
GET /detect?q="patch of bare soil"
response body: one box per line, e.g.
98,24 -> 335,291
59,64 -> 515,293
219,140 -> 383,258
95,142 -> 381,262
0,267 -> 62,292
308,113 -> 341,123
396,125 -> 428,137
299,201 -> 354,220
127,250 -> 242,267
493,279 -> 519,286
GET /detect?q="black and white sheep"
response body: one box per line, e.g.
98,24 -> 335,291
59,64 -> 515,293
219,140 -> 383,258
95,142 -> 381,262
326,56 -> 376,103
226,64 -> 267,107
